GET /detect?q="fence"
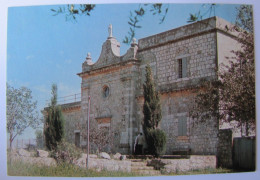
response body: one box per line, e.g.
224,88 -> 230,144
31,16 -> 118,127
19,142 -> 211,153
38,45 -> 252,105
8,138 -> 44,150
233,137 -> 256,170
45,93 -> 81,106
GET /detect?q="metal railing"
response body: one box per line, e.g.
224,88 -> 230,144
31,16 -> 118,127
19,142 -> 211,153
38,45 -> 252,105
45,93 -> 81,106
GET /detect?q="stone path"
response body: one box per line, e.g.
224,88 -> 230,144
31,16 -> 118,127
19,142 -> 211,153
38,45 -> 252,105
130,159 -> 161,176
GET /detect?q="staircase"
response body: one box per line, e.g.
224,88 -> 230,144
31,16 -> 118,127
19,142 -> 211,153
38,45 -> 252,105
130,159 -> 161,176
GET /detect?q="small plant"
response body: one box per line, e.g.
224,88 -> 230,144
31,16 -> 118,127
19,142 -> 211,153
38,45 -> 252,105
50,140 -> 82,164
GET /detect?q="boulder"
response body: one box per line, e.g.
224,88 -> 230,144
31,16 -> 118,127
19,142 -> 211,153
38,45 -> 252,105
18,149 -> 31,157
113,153 -> 121,160
100,152 -> 111,160
37,150 -> 49,158
120,155 -> 127,160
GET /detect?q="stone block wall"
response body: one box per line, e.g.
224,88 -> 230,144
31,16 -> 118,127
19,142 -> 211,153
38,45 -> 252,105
136,19 -> 221,155
80,63 -> 140,154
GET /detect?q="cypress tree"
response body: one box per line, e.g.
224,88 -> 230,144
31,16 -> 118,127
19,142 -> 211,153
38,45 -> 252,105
143,65 -> 166,156
44,84 -> 64,151
143,65 -> 162,131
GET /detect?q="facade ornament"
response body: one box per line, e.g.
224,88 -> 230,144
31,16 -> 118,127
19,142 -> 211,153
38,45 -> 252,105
131,38 -> 138,47
85,52 -> 93,65
108,24 -> 113,38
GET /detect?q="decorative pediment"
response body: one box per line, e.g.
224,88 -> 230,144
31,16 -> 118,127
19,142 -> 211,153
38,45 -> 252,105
79,25 -> 139,75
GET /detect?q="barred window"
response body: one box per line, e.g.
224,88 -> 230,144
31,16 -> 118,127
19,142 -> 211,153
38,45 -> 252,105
178,117 -> 187,136
178,57 -> 187,78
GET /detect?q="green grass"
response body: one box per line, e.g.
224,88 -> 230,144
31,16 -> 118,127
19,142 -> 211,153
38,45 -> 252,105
7,160 -> 141,177
8,159 -> 234,177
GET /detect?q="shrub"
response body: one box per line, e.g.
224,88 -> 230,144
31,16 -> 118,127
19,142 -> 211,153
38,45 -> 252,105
50,140 -> 82,164
146,129 -> 166,157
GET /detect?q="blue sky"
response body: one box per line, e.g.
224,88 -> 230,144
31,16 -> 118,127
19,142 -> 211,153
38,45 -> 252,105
6,3 -> 241,139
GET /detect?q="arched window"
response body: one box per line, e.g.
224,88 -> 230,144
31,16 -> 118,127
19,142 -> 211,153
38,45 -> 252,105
102,85 -> 110,98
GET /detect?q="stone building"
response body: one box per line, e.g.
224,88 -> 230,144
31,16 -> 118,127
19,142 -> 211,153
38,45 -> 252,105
57,17 -> 240,155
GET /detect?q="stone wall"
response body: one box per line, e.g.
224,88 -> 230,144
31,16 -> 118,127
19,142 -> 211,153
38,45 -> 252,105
62,102 -> 81,144
135,17 -> 225,155
217,129 -> 233,168
148,155 -> 216,173
80,63 -> 141,154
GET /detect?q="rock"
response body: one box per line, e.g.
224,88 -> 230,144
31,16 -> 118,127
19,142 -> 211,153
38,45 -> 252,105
18,149 -> 31,157
120,155 -> 127,160
113,153 -> 121,160
89,154 -> 98,158
100,152 -> 111,160
81,153 -> 98,159
37,150 -> 49,158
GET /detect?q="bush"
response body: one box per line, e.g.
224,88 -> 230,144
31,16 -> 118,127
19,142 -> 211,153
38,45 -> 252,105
50,140 -> 82,164
146,129 -> 166,157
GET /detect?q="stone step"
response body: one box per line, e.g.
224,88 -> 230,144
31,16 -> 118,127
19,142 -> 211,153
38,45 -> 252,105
131,159 -> 145,162
131,162 -> 147,167
131,166 -> 154,171
132,169 -> 161,176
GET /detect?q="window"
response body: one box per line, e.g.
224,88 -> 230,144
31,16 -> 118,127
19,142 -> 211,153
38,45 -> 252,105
178,57 -> 188,78
178,117 -> 187,136
75,132 -> 80,147
102,85 -> 110,98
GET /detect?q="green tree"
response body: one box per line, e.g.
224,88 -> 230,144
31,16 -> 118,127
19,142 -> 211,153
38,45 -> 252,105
7,84 -> 40,149
44,84 -> 64,150
192,5 -> 255,136
143,65 -> 162,130
142,65 -> 166,156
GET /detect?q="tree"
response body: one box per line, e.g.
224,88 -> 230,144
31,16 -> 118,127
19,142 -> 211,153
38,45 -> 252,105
44,84 -> 65,150
192,5 -> 255,136
143,65 -> 162,130
73,121 -> 120,153
142,65 -> 166,156
7,84 -> 40,149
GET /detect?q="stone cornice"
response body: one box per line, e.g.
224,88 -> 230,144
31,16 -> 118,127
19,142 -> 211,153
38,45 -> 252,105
78,59 -> 140,78
138,16 -> 238,52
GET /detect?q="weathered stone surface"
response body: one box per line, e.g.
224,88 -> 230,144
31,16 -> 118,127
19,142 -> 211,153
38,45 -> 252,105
18,149 -> 31,157
10,151 -> 57,167
74,157 -> 131,172
100,152 -> 111,160
37,150 -> 49,158
148,155 -> 217,173
113,153 -> 121,160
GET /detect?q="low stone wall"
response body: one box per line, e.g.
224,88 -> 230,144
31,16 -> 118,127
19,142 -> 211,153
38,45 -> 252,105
74,155 -> 132,172
9,149 -> 57,167
148,155 -> 216,173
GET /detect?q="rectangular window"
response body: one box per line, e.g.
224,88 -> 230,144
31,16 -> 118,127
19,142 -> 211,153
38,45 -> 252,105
75,132 -> 80,147
178,117 -> 187,136
178,57 -> 187,78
